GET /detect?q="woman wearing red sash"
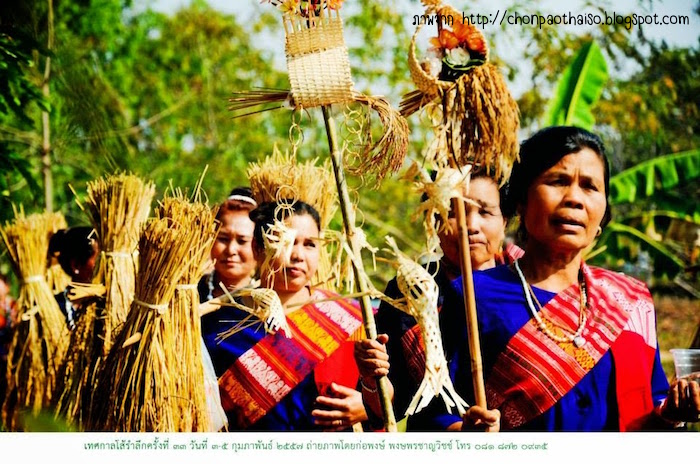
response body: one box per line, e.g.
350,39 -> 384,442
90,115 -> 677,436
408,126 -> 700,431
202,199 -> 367,431
356,169 -> 522,428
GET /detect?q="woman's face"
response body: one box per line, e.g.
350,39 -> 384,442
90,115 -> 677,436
520,148 -> 608,254
261,213 -> 320,296
211,209 -> 257,289
438,177 -> 507,271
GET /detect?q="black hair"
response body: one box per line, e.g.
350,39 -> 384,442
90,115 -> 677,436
228,186 -> 253,198
505,126 -> 612,240
422,166 -> 513,223
249,200 -> 321,253
216,186 -> 257,220
48,226 -> 98,276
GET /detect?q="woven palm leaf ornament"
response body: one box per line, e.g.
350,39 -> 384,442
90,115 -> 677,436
381,236 -> 468,416
230,0 -> 406,431
400,0 -> 520,410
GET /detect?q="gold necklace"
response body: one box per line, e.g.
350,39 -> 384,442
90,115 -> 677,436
513,260 -> 588,348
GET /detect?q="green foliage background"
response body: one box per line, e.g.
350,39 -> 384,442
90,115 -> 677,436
0,0 -> 698,291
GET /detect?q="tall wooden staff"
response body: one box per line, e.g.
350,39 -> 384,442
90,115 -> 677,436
400,1 -> 520,409
228,1 -> 409,431
322,105 -> 397,430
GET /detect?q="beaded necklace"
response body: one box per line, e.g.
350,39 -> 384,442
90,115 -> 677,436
513,259 -> 588,348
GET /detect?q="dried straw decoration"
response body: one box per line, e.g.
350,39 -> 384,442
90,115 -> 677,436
1,208 -> 69,430
248,147 -> 339,289
155,184 -> 219,432
53,295 -> 102,429
248,146 -> 337,230
89,214 -> 198,432
45,212 -> 71,295
78,172 -> 155,354
399,2 -> 519,184
228,0 -> 409,186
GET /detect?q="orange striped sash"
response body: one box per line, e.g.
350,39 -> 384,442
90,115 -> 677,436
218,289 -> 363,428
486,264 -> 641,429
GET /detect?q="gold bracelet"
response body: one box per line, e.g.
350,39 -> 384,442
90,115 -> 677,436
360,378 -> 378,394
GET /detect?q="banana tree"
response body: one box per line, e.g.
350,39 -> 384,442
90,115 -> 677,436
542,40 -> 699,286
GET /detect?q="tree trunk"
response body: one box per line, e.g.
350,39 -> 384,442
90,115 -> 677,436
41,0 -> 54,212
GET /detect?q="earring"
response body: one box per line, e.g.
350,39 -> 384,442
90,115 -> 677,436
595,226 -> 602,237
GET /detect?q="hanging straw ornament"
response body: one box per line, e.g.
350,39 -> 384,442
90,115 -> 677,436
155,180 -> 220,432
78,172 -> 156,355
228,0 -> 409,185
214,285 -> 291,340
89,213 -> 200,432
381,237 -> 468,416
45,212 -> 72,295
1,208 -> 69,430
401,161 -> 473,258
400,1 -> 519,182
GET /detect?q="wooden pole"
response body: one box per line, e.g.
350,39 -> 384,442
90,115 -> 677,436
321,105 -> 398,432
442,94 -> 487,408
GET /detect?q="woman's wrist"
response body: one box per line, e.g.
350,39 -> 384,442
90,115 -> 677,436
359,377 -> 378,393
656,400 -> 686,429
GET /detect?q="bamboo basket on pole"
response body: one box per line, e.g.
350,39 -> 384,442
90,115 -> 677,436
156,180 -> 219,432
229,0 -> 410,432
1,208 -> 69,430
89,213 -> 200,432
399,0 -> 520,408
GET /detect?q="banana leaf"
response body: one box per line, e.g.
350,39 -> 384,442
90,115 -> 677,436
609,149 -> 700,205
543,40 -> 608,130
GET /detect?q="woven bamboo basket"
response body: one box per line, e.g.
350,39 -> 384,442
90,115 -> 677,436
406,4 -> 490,104
284,9 -> 355,108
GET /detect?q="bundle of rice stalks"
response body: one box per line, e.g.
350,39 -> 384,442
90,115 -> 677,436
248,146 -> 339,289
155,184 -> 219,432
77,172 -> 155,354
45,212 -> 71,295
399,1 -> 519,184
1,208 -> 69,431
53,298 -> 103,430
89,214 -> 199,432
248,145 -> 337,229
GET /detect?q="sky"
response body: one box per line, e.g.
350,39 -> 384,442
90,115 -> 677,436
142,0 -> 699,98
147,0 -> 699,47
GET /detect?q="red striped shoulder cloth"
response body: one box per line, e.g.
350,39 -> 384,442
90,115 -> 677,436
486,263 -> 659,431
218,288 -> 363,428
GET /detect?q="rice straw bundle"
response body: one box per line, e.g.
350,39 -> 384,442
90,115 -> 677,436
344,94 -> 409,185
247,146 -> 338,289
155,186 -> 219,432
399,1 -> 520,184
89,215 -> 199,432
78,172 -> 155,354
248,146 -> 337,230
1,208 -> 69,430
45,212 -> 71,295
53,297 -> 102,429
